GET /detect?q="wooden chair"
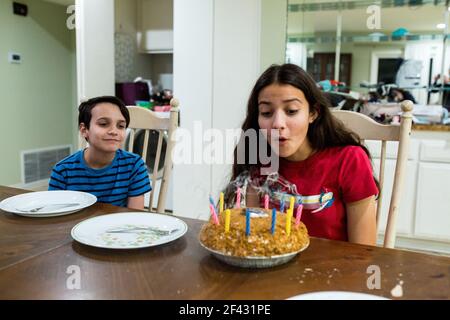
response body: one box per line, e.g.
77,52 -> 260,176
126,99 -> 180,214
332,100 -> 413,248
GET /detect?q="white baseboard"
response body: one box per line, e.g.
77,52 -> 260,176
377,234 -> 450,256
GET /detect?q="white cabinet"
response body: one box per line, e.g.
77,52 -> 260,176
415,140 -> 450,241
415,162 -> 450,242
366,139 -> 420,160
141,30 -> 173,53
138,0 -> 173,53
366,140 -> 419,236
367,136 -> 450,253
420,139 -> 450,163
372,159 -> 417,236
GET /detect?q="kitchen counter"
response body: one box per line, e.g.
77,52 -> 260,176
412,124 -> 450,132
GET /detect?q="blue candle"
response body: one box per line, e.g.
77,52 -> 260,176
209,195 -> 216,210
246,208 -> 251,236
271,208 -> 276,235
280,195 -> 285,213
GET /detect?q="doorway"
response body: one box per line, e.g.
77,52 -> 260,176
307,52 -> 352,85
370,50 -> 403,84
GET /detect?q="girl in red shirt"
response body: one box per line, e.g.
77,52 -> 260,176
224,64 -> 378,245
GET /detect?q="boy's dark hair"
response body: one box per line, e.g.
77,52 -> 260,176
78,96 -> 130,129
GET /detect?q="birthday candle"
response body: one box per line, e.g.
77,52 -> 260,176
264,194 -> 269,209
245,208 -> 250,236
271,208 -> 276,235
286,208 -> 292,236
280,195 -> 285,213
289,196 -> 295,212
209,203 -> 219,225
295,204 -> 303,226
209,194 -> 216,209
220,192 -> 224,213
236,187 -> 241,209
225,209 -> 231,233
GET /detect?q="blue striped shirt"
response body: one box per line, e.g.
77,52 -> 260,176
48,149 -> 151,207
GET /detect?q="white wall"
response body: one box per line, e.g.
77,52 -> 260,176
76,0 -> 115,102
173,0 -> 262,220
260,0 -> 287,71
307,42 -> 405,91
139,0 -> 173,31
173,0 -> 214,220
114,0 -> 153,82
0,0 -> 77,186
211,0 -> 261,207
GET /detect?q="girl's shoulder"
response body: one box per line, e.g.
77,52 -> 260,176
324,145 -> 368,158
315,146 -> 371,169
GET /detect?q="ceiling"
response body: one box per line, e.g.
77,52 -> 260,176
288,3 -> 448,34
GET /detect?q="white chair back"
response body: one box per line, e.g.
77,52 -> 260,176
126,99 -> 179,214
332,100 -> 413,248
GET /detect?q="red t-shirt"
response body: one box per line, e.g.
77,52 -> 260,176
274,146 -> 378,241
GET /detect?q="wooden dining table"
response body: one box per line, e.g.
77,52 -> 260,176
0,185 -> 449,300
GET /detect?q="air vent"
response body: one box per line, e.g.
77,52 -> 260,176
22,146 -> 71,184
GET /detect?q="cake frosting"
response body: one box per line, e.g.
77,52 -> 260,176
200,207 -> 309,257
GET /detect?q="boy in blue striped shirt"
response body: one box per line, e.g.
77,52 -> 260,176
49,96 -> 151,209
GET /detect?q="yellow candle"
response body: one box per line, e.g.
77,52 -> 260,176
220,192 -> 224,213
225,209 -> 231,233
289,196 -> 295,211
286,208 -> 292,236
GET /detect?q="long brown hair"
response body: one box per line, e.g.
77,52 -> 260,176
225,63 -> 375,205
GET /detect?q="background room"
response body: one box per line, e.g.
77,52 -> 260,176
1,0 -> 449,255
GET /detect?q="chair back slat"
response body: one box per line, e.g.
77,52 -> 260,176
332,100 -> 413,248
383,105 -> 413,248
141,129 -> 150,164
376,140 -> 387,228
156,104 -> 179,213
127,129 -> 135,153
149,131 -> 164,211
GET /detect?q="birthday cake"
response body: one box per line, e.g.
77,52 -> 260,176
199,207 -> 309,258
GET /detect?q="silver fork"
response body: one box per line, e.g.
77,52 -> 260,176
17,203 -> 80,213
106,226 -> 179,236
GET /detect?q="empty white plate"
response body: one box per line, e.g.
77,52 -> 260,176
287,291 -> 389,300
71,212 -> 188,249
0,190 -> 97,217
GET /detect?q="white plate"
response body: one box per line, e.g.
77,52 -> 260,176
0,191 -> 97,217
200,239 -> 309,268
71,212 -> 188,249
287,291 -> 389,300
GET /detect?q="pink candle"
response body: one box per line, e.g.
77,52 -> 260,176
236,187 -> 241,208
295,204 -> 303,226
209,203 -> 220,225
264,194 -> 269,209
